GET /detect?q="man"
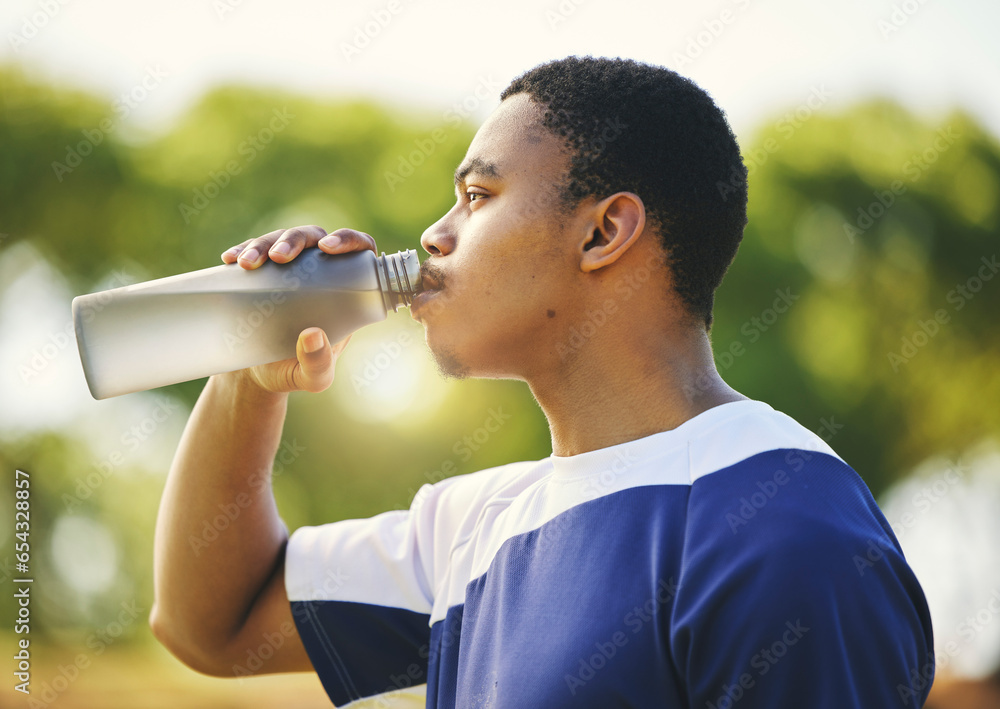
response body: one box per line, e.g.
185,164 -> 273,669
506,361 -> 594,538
150,57 -> 934,707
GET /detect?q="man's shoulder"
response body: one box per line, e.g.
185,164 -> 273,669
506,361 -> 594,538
673,400 -> 892,564
678,404 -> 897,590
684,399 -> 843,484
411,457 -> 550,518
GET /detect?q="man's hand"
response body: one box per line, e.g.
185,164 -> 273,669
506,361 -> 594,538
219,225 -> 378,394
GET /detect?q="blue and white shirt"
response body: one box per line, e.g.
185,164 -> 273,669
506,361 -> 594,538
285,400 -> 934,707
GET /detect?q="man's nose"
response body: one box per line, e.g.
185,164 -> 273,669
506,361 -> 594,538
420,213 -> 456,256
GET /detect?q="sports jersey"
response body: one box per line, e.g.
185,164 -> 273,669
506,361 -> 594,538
285,399 -> 934,707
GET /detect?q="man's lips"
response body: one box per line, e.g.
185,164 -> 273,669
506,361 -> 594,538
411,261 -> 446,319
410,288 -> 441,320
418,261 -> 446,293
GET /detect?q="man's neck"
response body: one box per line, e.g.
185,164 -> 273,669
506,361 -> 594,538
528,325 -> 747,457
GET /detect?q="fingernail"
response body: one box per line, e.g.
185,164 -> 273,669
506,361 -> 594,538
303,330 -> 324,353
319,235 -> 341,248
271,241 -> 291,256
240,248 -> 260,264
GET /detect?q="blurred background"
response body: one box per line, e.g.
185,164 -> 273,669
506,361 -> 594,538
1,0 -> 998,706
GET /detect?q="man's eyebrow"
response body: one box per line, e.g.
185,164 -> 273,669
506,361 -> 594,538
454,157 -> 501,186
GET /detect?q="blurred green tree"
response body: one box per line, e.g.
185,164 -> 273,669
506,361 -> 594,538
714,100 -> 1000,493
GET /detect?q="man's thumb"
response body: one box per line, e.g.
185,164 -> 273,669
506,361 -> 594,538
294,327 -> 335,392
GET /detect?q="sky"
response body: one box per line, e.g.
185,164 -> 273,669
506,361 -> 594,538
2,0 -> 1000,142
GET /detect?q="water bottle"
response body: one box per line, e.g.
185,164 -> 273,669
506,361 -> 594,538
73,249 -> 421,399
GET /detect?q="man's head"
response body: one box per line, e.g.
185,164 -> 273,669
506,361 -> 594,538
500,56 -> 748,327
413,56 -> 747,380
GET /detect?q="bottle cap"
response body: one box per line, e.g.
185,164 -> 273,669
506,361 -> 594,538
376,250 -> 421,311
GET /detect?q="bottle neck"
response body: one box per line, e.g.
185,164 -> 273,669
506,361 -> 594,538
375,250 -> 421,312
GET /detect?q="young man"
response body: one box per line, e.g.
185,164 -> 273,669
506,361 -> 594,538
151,57 -> 934,707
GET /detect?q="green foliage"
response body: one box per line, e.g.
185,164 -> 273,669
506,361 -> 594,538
713,101 -> 1000,491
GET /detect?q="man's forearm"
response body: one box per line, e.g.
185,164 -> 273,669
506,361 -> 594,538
150,370 -> 290,670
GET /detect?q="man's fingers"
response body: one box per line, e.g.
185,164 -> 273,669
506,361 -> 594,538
221,226 -> 327,270
267,225 -> 328,264
221,226 -> 369,269
221,239 -> 253,264
292,327 -> 335,393
318,228 -> 377,255
230,229 -> 283,269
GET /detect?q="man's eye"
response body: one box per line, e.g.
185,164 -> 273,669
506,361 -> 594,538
467,191 -> 487,202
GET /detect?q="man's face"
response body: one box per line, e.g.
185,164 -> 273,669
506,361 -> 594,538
411,93 -> 584,379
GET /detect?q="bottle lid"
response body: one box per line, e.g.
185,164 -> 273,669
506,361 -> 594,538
376,250 -> 421,311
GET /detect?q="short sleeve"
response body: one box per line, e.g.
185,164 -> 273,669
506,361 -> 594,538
671,449 -> 935,708
284,463 -> 529,707
285,476 -> 461,707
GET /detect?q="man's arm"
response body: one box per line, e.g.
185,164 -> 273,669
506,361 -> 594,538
149,226 -> 375,676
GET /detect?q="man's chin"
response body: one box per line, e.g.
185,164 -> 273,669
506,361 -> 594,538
430,345 -> 471,380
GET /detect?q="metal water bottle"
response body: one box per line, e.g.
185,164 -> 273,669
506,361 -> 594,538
73,249 -> 420,399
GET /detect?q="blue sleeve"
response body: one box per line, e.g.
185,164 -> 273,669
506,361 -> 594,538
671,449 -> 935,708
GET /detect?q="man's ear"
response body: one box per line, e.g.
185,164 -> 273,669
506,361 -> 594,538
579,192 -> 646,273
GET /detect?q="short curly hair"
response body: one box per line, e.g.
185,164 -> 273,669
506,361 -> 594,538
501,56 -> 748,328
